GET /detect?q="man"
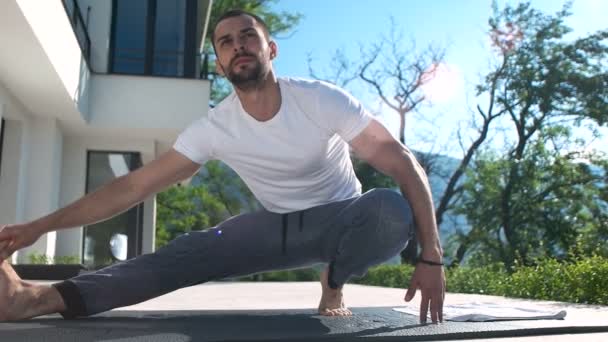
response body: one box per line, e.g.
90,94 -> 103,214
0,10 -> 445,323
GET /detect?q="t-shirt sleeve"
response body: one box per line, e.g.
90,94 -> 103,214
316,81 -> 373,142
172,117 -> 215,165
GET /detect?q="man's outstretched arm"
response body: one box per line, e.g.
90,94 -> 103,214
0,148 -> 201,260
349,119 -> 445,324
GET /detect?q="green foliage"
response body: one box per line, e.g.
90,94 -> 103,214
28,253 -> 81,265
354,264 -> 415,288
352,158 -> 396,192
452,1 -> 608,266
503,256 -> 608,304
447,263 -> 509,295
485,2 -> 608,126
204,0 -> 303,104
455,129 -> 608,265
207,0 -> 302,41
350,256 -> 608,305
155,161 -> 259,249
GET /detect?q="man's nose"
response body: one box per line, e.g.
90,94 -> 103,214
233,44 -> 245,53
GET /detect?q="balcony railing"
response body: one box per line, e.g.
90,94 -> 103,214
61,0 -> 92,64
60,0 -> 210,80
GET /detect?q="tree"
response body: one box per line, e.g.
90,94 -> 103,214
156,161 -> 259,249
308,20 -> 445,146
456,129 -> 608,266
450,1 -> 608,266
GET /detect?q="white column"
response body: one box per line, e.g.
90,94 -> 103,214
141,144 -> 159,254
16,117 -> 63,263
55,136 -> 86,260
0,119 -> 27,265
142,196 -> 156,254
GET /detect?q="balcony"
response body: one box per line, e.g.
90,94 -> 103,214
0,0 -> 213,143
87,73 -> 210,133
0,0 -> 87,124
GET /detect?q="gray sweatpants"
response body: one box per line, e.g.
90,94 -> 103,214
52,188 -> 415,318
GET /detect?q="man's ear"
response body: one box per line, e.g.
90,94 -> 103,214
269,41 -> 278,60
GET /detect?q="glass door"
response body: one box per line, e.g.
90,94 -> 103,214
83,151 -> 144,268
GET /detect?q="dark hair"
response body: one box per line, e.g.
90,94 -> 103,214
211,9 -> 271,52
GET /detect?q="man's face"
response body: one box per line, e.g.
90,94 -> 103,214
213,15 -> 276,89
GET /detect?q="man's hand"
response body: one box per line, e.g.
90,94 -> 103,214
404,263 -> 446,324
0,224 -> 41,260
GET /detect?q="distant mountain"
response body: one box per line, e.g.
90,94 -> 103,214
417,151 -> 471,253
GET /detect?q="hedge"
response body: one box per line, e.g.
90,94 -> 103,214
355,256 -> 608,305
236,256 -> 608,305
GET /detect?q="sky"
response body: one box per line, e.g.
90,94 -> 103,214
268,0 -> 608,158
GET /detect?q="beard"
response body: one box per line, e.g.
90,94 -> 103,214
225,54 -> 269,91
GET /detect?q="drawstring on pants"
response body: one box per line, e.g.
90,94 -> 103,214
281,214 -> 288,255
281,211 -> 305,255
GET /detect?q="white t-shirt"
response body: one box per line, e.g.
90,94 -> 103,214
173,77 -> 373,213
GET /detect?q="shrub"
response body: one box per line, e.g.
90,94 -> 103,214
27,253 -> 81,265
335,256 -> 608,305
504,255 -> 608,305
354,264 -> 415,288
446,263 -> 508,295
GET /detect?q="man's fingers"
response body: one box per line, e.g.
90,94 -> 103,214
404,285 -> 417,302
419,292 -> 430,324
0,238 -> 15,261
0,227 -> 13,252
438,295 -> 444,323
0,226 -> 13,241
440,281 -> 446,322
430,293 -> 442,323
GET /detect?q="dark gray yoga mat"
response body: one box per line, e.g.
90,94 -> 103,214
1,307 -> 607,342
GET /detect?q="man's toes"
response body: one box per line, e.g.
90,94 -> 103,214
319,308 -> 336,317
319,308 -> 352,317
339,308 -> 352,316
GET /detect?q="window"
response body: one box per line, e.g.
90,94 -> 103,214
110,0 -> 149,75
153,0 -> 187,76
83,151 -> 144,268
110,0 -> 197,77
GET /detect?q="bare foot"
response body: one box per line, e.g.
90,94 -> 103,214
0,261 -> 63,321
318,267 -> 352,317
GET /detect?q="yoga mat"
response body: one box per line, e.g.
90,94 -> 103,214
1,307 -> 607,342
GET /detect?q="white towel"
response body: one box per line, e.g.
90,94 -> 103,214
393,302 -> 567,322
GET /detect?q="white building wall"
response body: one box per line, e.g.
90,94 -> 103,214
0,116 -> 35,265
89,74 -> 210,131
0,83 -> 29,264
16,0 -> 84,106
17,117 -> 64,263
0,120 -> 23,227
0,0 -> 87,126
56,136 -> 158,259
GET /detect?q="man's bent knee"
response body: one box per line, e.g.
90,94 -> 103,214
369,188 -> 415,249
327,189 -> 415,288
